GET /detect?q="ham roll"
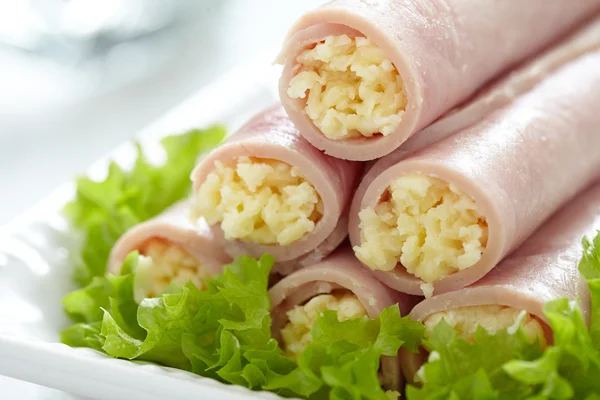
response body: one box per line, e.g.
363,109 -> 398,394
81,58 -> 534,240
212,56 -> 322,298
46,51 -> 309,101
276,0 -> 600,161
191,105 -> 361,274
400,182 -> 600,382
269,245 -> 420,390
109,200 -> 230,303
349,49 -> 600,297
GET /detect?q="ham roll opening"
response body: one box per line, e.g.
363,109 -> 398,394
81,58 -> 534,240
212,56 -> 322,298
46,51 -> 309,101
276,0 -> 600,161
196,156 -> 323,247
108,200 -> 230,303
422,306 -> 547,351
350,49 -> 600,297
281,291 -> 368,359
269,245 -> 421,390
400,182 -> 600,383
191,105 -> 361,273
286,34 -> 407,142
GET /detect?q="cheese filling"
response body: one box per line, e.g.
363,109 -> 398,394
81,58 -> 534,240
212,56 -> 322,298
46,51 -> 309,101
287,34 -> 407,140
423,305 -> 547,347
133,239 -> 209,303
354,174 -> 488,283
280,291 -> 368,359
195,157 -> 323,246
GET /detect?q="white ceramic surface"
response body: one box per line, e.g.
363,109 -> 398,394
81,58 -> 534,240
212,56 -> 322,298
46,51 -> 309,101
0,61 -> 287,400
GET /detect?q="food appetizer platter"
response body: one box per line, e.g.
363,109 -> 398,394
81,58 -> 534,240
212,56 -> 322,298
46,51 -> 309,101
2,1 -> 600,399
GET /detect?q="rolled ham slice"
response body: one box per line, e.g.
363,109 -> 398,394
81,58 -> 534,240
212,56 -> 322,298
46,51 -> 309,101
269,245 -> 421,390
389,16 -> 600,163
191,105 -> 361,274
108,200 -> 231,302
349,49 -> 600,296
400,182 -> 600,382
276,0 -> 600,161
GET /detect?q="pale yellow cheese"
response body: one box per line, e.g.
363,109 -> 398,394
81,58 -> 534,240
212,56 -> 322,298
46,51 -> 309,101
280,292 -> 367,359
353,174 -> 488,283
133,239 -> 209,303
423,305 -> 547,347
288,34 -> 407,140
195,156 -> 323,246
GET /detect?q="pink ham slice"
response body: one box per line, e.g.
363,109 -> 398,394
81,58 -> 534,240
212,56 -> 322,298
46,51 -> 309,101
269,245 -> 421,390
384,16 -> 600,165
400,182 -> 600,382
108,200 -> 230,275
349,49 -> 600,296
276,0 -> 600,161
191,105 -> 361,274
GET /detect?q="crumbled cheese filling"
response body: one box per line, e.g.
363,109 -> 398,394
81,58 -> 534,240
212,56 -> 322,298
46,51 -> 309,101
281,291 -> 368,359
420,283 -> 434,299
287,34 -> 407,140
423,305 -> 547,347
133,239 -> 209,303
354,174 -> 488,283
195,156 -> 323,246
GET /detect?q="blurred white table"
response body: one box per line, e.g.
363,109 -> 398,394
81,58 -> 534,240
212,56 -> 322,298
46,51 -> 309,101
0,0 -> 322,398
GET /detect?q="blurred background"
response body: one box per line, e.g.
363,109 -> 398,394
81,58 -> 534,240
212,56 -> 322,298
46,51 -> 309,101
0,0 -> 322,396
0,0 -> 323,225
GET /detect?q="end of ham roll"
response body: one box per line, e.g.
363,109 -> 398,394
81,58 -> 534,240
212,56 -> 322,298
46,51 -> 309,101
195,156 -> 323,247
191,105 -> 361,272
423,305 -> 547,347
278,22 -> 419,162
131,239 -> 212,303
287,34 -> 407,142
281,290 -> 368,358
269,245 -> 421,390
108,200 -> 231,303
401,303 -> 550,384
353,174 -> 488,283
349,160 -> 499,299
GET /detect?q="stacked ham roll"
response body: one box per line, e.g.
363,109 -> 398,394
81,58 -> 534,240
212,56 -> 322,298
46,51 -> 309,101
190,105 -> 362,275
106,0 -> 600,394
269,245 -> 420,390
276,0 -> 600,161
109,200 -> 231,303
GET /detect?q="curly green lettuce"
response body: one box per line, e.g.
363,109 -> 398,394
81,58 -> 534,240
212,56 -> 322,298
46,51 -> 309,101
61,252 -> 142,350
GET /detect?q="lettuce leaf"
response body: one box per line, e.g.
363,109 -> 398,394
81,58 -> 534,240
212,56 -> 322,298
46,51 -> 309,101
579,232 -> 600,346
64,126 -> 226,286
406,319 -> 542,400
266,305 -> 425,399
60,252 -> 144,349
100,255 -> 296,384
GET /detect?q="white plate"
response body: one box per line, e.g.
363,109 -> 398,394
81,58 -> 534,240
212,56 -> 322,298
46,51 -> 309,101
0,60 -> 289,400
